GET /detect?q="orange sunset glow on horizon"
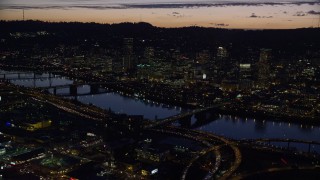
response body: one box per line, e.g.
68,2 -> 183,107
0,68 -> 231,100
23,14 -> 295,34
0,0 -> 319,29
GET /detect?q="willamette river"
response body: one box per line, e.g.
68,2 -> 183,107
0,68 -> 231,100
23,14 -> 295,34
2,70 -> 320,152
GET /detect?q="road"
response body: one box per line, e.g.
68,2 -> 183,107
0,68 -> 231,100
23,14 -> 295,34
150,126 -> 242,180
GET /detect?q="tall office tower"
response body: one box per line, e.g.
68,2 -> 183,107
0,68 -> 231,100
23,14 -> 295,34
239,63 -> 253,90
214,46 -> 228,81
217,46 -> 228,59
257,48 -> 272,88
105,58 -> 113,72
144,47 -> 155,64
122,38 -> 134,72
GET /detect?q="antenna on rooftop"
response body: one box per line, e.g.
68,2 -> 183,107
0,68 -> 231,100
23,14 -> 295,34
23,9 -> 25,21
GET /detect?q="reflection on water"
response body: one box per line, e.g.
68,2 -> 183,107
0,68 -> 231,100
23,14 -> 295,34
1,70 -> 182,120
254,120 -> 266,133
196,115 -> 320,152
77,92 -> 182,120
196,115 -> 320,141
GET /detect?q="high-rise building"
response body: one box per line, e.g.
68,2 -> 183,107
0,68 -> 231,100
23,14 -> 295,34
144,47 -> 155,64
104,57 -> 113,72
239,64 -> 252,79
213,46 -> 228,82
122,38 -> 134,72
256,48 -> 272,88
217,46 -> 228,58
239,63 -> 253,90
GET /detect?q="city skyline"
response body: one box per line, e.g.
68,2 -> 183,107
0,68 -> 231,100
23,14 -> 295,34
0,0 -> 320,29
0,16 -> 320,179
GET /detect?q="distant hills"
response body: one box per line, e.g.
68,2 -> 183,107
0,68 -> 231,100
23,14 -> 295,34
0,20 -> 319,51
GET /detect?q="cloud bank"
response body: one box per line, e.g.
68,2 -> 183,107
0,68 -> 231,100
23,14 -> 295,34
249,13 -> 273,18
0,1 -> 319,10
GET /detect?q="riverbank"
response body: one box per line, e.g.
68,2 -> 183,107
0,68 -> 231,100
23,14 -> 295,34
218,107 -> 320,126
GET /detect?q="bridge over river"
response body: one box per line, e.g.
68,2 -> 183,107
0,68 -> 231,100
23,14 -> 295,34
144,104 -> 223,129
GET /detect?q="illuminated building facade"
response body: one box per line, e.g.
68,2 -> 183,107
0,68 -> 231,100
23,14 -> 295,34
122,38 -> 134,72
256,48 -> 272,88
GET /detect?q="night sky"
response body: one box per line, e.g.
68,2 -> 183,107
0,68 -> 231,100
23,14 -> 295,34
0,0 -> 319,29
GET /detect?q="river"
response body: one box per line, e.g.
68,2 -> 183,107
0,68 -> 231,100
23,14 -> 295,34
1,70 -> 320,152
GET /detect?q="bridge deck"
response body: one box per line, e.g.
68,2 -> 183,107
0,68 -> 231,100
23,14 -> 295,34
145,104 -> 223,129
37,81 -> 117,89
